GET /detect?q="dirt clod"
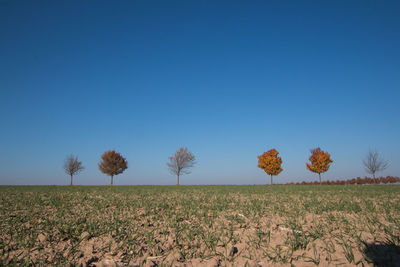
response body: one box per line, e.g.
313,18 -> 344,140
80,231 -> 90,241
37,233 -> 46,243
230,246 -> 238,256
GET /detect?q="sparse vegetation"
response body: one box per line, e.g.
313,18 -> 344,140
167,147 -> 196,185
63,155 -> 84,186
1,185 -> 399,266
363,149 -> 389,179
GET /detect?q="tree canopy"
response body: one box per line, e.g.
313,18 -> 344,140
258,149 -> 283,185
98,150 -> 128,185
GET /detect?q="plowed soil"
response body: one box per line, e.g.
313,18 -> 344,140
1,185 -> 399,266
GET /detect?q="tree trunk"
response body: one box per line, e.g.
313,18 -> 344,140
110,175 -> 113,186
70,175 -> 73,186
177,174 -> 180,185
270,175 -> 273,185
319,173 -> 322,185
373,172 -> 375,179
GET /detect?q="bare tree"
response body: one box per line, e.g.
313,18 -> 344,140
64,155 -> 84,186
167,147 -> 196,185
363,149 -> 388,179
98,150 -> 128,185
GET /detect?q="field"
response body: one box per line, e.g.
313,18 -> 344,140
1,185 -> 399,266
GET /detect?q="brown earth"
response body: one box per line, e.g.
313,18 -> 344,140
0,185 -> 399,266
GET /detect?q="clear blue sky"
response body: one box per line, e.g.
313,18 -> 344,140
1,0 -> 399,185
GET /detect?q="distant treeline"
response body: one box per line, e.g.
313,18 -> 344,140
64,147 -> 393,186
286,176 -> 400,185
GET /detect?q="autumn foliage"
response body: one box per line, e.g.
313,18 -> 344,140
306,147 -> 333,184
287,176 -> 400,185
258,149 -> 283,185
98,150 -> 128,185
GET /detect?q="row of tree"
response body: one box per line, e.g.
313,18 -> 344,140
64,147 -> 389,186
287,176 -> 400,185
64,147 -> 195,185
257,148 -> 389,185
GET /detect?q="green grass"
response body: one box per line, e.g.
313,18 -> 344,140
1,185 -> 399,265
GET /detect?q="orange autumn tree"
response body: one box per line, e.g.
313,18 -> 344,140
306,147 -> 333,185
258,149 -> 283,185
